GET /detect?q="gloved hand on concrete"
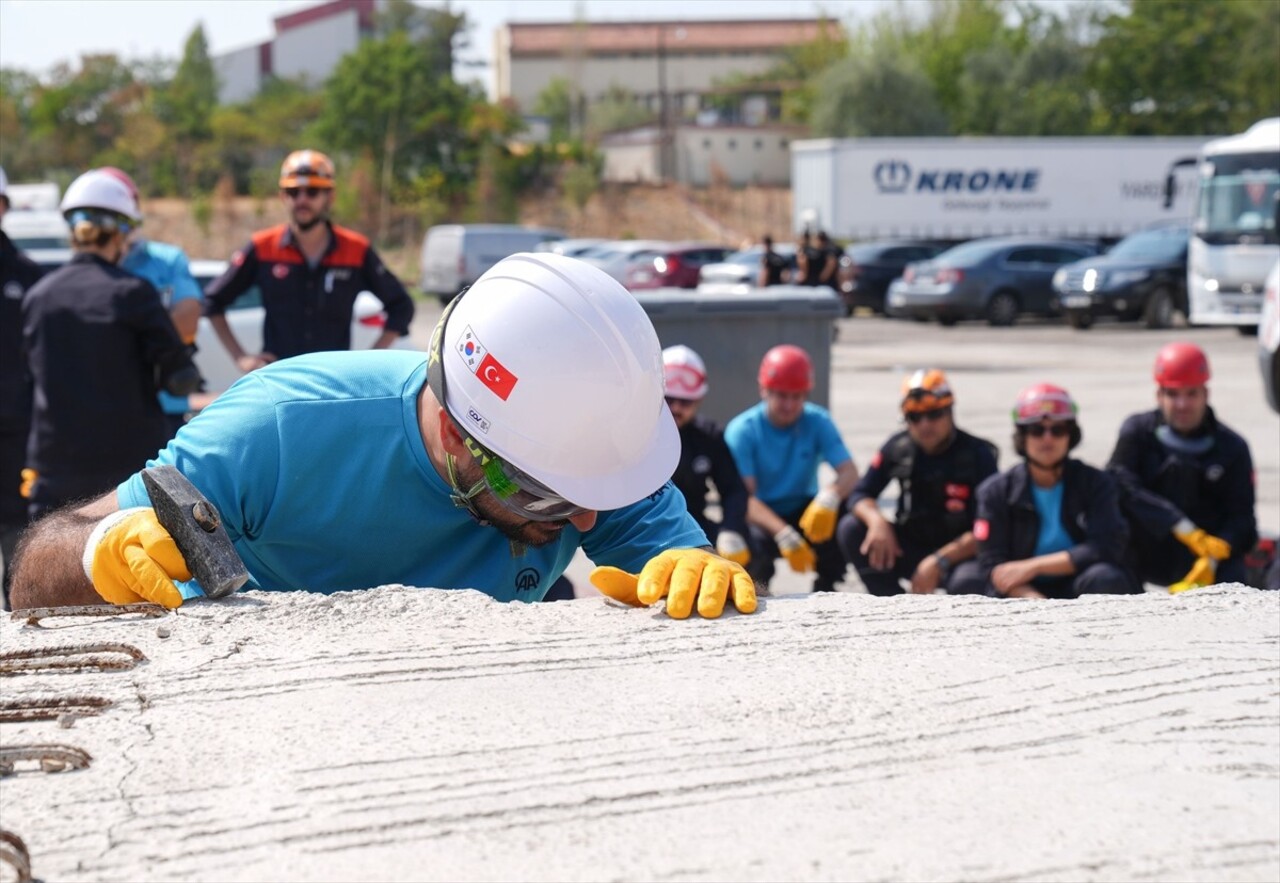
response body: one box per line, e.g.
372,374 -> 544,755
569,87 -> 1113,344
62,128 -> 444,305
774,525 -> 816,573
1169,556 -> 1217,595
714,530 -> 751,567
1173,519 -> 1231,561
798,488 -> 841,544
82,508 -> 190,609
589,548 -> 757,619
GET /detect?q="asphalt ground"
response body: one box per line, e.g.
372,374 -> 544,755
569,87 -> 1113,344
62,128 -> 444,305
408,301 -> 1279,596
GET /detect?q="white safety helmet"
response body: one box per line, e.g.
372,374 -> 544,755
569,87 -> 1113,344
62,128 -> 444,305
662,344 -> 708,400
60,169 -> 141,223
429,252 -> 678,511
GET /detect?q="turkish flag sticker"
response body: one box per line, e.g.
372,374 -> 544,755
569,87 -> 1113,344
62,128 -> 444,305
477,353 -> 518,401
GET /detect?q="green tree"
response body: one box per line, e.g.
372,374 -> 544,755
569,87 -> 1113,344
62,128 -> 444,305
586,84 -> 655,137
26,54 -> 141,175
533,77 -> 573,142
810,42 -> 948,137
156,25 -> 218,142
1088,0 -> 1280,134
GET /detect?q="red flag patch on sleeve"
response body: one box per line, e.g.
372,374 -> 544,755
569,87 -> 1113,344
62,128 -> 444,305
973,518 -> 990,541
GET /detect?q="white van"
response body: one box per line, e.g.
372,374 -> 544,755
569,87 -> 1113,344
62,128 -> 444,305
1,209 -> 70,251
419,224 -> 563,303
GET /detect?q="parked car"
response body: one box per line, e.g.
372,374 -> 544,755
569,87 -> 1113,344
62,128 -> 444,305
534,237 -> 608,257
837,240 -> 950,316
886,236 -> 1099,326
576,240 -> 671,284
1260,259 -> 1280,413
419,224 -> 563,304
696,244 -> 798,294
190,260 -> 415,392
1052,222 -> 1190,330
1,208 -> 70,251
624,242 -> 732,290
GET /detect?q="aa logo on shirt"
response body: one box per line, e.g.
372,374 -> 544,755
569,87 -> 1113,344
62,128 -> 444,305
272,263 -> 290,280
515,567 -> 540,596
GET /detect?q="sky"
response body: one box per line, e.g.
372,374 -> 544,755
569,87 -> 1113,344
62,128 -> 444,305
0,0 -> 905,97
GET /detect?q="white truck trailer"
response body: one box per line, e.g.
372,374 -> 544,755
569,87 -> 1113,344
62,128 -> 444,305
792,135 -> 1209,243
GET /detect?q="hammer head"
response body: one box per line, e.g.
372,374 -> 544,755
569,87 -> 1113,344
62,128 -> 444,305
141,465 -> 249,599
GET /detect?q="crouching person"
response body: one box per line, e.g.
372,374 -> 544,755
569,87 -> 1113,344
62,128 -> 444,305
970,384 -> 1138,599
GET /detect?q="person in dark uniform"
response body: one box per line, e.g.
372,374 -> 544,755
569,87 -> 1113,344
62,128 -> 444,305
1107,342 -> 1258,590
836,369 -> 998,596
969,384 -> 1137,599
662,345 -> 750,566
204,149 -> 414,375
20,169 -> 200,521
758,234 -> 789,287
0,166 -> 46,604
796,230 -> 825,287
814,231 -> 841,289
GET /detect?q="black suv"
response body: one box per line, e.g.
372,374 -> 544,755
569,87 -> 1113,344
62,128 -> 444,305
837,240 -> 949,316
1052,222 -> 1190,330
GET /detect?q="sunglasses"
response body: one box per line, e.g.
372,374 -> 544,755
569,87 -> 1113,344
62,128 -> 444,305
905,408 -> 950,424
427,294 -> 589,523
1022,423 -> 1071,438
283,187 -> 326,200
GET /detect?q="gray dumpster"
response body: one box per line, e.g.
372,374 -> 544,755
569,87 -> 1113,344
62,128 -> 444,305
634,286 -> 843,427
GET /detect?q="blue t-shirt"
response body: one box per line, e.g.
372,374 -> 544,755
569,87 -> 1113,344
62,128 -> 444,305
1031,482 -> 1073,557
122,240 -> 203,416
724,401 -> 853,516
118,350 -> 707,601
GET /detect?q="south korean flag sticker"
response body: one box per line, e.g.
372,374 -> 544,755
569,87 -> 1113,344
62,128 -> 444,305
456,326 -> 487,373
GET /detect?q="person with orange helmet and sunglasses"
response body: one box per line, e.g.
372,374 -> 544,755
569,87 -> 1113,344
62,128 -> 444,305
204,149 -> 414,374
724,344 -> 859,594
1107,342 -> 1259,591
836,369 -> 999,596
972,384 -> 1137,599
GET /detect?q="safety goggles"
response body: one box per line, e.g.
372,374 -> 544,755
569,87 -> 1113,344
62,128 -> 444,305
427,293 -> 589,523
1022,423 -> 1071,439
283,186 -> 327,200
905,407 -> 950,424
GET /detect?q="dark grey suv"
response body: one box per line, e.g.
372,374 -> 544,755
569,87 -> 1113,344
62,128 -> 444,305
886,237 -> 1099,326
1051,222 -> 1190,330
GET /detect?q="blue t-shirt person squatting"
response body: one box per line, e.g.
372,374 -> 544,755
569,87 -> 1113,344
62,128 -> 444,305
121,240 -> 203,417
724,401 -> 853,516
118,350 -> 708,602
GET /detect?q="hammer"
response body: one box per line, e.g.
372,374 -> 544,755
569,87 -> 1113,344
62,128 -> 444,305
141,465 -> 249,599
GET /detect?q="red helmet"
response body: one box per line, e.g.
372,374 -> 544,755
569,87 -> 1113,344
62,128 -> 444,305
1012,383 -> 1078,425
1153,342 -> 1210,388
758,345 -> 813,393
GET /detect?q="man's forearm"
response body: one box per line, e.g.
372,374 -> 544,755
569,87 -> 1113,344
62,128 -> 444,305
10,497 -> 117,608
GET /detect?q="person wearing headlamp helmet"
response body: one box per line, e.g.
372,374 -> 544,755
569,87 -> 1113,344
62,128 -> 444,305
836,369 -> 998,596
9,254 -> 758,621
16,169 -> 200,526
971,384 -> 1137,599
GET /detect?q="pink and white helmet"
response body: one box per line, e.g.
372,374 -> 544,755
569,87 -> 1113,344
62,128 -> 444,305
662,344 -> 708,400
1012,383 -> 1078,425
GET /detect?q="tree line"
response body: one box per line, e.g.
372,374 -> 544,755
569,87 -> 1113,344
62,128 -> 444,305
1,0 -> 1276,246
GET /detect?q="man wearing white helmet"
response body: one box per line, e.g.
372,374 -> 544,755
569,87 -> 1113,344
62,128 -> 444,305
9,254 -> 758,621
0,165 -> 47,605
662,345 -> 750,567
18,169 -> 200,521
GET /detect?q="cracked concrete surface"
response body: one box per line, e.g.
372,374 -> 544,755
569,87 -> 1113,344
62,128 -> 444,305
2,585 -> 1277,882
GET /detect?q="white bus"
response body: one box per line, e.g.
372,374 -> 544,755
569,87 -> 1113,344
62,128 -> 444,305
1168,118 -> 1280,329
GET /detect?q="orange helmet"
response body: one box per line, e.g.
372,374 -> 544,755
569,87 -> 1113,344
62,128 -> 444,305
901,368 -> 954,413
758,345 -> 813,393
1153,342 -> 1210,389
279,150 -> 336,189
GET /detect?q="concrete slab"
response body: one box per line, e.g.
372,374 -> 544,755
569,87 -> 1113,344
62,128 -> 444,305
2,586 -> 1277,882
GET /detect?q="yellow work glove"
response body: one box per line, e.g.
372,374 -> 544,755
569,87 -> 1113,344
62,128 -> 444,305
81,508 -> 191,609
774,525 -> 816,573
19,468 -> 37,499
1169,556 -> 1217,595
1173,519 -> 1231,561
798,488 -> 841,544
714,530 -> 751,567
589,548 -> 758,619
